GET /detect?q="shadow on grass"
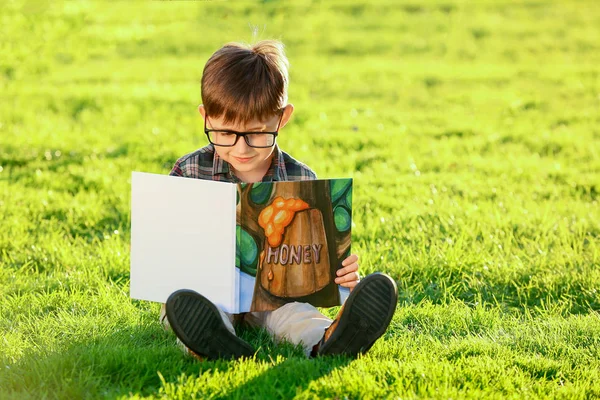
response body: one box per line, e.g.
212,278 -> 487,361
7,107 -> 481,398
217,355 -> 352,399
1,322 -> 351,399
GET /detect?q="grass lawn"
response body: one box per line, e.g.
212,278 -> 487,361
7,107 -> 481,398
1,0 -> 599,398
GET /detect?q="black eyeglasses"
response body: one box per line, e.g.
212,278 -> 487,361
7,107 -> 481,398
204,115 -> 282,148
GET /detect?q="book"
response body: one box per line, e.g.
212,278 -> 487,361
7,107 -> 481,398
130,172 -> 353,313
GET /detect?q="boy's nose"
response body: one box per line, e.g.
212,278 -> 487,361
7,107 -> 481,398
234,136 -> 251,153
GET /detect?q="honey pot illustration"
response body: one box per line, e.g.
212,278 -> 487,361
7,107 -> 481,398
257,196 -> 331,298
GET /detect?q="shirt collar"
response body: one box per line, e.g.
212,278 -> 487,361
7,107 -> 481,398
212,144 -> 288,182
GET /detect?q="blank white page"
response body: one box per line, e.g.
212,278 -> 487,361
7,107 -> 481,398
130,172 -> 237,312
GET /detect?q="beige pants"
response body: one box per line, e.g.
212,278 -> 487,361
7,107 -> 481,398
161,302 -> 332,357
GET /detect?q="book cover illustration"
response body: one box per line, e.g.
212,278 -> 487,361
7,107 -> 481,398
236,179 -> 352,312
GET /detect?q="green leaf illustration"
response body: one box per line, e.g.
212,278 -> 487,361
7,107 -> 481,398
236,225 -> 258,276
330,179 -> 351,205
250,182 -> 273,205
334,205 -> 351,232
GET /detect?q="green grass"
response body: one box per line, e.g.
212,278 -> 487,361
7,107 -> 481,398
1,0 -> 599,398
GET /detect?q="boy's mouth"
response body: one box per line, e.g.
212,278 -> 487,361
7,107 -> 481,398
232,156 -> 254,164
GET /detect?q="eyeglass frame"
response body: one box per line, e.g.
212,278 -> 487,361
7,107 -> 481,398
204,113 -> 283,148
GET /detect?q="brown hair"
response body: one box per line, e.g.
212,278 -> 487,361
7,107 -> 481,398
201,40 -> 289,125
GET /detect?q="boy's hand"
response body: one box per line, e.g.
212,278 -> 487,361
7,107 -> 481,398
334,254 -> 360,290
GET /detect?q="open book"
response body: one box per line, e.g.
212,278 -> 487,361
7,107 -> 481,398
130,172 -> 352,313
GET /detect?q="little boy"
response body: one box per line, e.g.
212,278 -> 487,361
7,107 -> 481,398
161,40 -> 397,359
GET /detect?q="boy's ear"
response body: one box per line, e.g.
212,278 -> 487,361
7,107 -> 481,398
198,105 -> 206,119
279,104 -> 294,129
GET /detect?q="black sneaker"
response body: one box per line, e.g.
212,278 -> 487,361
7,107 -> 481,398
316,273 -> 398,356
165,289 -> 255,360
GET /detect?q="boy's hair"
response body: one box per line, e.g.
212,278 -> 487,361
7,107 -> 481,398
201,40 -> 289,125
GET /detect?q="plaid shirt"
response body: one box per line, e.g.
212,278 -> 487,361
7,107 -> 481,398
170,144 -> 317,182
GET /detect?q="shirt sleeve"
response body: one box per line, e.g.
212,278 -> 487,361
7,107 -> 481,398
169,158 -> 184,177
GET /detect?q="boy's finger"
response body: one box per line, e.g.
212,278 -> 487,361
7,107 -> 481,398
336,263 -> 358,276
335,271 -> 360,284
341,254 -> 359,266
340,279 -> 359,289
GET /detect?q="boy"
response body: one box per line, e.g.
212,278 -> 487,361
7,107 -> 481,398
161,40 -> 398,359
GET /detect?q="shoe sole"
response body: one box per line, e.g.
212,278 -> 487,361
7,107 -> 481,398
318,273 -> 398,356
165,289 -> 254,360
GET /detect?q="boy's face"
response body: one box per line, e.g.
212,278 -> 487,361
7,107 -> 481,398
199,105 -> 293,182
